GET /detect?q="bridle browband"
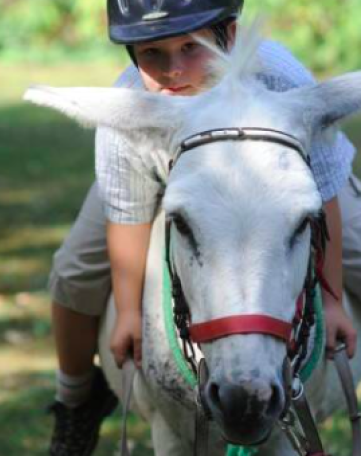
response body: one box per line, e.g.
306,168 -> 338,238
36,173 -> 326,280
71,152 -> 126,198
170,127 -> 309,171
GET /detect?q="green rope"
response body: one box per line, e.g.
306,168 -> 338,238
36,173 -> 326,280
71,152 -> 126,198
299,285 -> 325,383
226,445 -> 259,456
163,256 -> 197,387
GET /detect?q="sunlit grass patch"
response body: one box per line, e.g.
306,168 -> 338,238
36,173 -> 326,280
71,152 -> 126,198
0,225 -> 68,253
0,225 -> 69,292
0,291 -> 52,346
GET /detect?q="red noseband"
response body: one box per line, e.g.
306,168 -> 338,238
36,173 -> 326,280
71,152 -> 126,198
189,314 -> 293,343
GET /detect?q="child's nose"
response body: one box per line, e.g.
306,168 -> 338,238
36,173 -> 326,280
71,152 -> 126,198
163,57 -> 184,79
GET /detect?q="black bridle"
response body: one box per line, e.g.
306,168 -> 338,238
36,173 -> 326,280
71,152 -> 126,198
166,126 -> 320,360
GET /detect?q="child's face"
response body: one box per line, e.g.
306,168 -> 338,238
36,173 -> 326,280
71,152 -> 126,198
133,28 -> 230,96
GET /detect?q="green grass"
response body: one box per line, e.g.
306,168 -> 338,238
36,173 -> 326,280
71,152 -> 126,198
1,62 -> 361,455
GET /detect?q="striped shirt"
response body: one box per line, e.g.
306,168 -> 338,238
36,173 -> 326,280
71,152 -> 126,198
95,40 -> 356,224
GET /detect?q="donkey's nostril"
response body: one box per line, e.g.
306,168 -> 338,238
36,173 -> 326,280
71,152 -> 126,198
266,382 -> 283,419
208,382 -> 222,411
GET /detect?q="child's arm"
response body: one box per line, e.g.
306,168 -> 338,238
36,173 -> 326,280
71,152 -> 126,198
322,197 -> 357,358
107,222 -> 152,368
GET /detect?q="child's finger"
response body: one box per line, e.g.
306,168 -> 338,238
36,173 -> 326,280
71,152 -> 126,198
345,331 -> 357,358
133,337 -> 142,368
115,347 -> 127,368
326,329 -> 337,359
113,351 -> 125,368
111,337 -> 128,368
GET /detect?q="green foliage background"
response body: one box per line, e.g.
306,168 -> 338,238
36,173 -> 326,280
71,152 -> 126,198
245,0 -> 361,74
0,0 -> 115,62
1,0 -> 361,72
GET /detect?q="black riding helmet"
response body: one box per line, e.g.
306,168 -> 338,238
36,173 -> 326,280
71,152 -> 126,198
107,0 -> 243,45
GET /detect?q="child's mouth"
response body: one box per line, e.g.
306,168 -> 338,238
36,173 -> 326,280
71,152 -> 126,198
163,85 -> 191,94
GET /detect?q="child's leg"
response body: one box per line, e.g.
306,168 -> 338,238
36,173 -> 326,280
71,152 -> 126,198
49,182 -> 111,383
52,304 -> 99,378
48,183 -> 117,456
339,174 -> 361,300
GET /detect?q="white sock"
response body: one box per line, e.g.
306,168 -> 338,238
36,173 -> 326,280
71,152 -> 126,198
55,368 -> 95,408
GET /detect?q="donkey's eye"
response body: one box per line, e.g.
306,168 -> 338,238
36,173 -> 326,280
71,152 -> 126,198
168,213 -> 201,261
295,217 -> 310,236
289,217 -> 310,249
172,214 -> 193,238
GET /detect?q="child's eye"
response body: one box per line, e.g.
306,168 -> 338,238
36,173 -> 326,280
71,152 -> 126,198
139,48 -> 161,58
182,42 -> 199,53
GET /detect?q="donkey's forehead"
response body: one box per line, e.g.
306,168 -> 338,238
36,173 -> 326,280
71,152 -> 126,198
164,139 -> 321,224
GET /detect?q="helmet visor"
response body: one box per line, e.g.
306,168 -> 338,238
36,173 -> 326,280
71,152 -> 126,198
109,8 -> 237,44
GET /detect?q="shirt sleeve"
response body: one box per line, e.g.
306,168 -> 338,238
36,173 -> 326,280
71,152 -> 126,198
95,65 -> 163,224
259,40 -> 356,202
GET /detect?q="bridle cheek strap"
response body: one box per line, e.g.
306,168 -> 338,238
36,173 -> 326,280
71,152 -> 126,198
189,315 -> 293,344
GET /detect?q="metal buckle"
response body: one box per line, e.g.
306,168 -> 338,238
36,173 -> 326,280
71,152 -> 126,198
279,409 -> 308,456
196,358 -> 213,420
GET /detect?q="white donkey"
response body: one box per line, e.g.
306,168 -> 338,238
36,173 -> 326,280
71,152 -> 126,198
25,29 -> 361,456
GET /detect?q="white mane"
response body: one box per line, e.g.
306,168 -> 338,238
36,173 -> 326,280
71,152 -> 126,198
195,17 -> 264,89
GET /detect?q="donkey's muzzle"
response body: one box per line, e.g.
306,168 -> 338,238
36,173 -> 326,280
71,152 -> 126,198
204,374 -> 285,445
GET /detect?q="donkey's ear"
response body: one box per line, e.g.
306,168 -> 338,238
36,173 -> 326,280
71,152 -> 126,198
292,71 -> 361,131
23,85 -> 186,132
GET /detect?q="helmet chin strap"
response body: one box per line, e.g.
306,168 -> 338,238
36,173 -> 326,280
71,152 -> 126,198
126,45 -> 138,67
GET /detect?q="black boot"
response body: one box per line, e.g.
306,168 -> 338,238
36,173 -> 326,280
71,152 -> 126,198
49,367 -> 118,456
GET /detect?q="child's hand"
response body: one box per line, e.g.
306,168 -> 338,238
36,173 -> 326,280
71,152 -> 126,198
323,297 -> 357,359
110,310 -> 142,369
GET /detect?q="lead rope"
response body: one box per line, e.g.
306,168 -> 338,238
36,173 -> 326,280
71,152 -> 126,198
333,344 -> 361,456
119,359 -> 136,456
195,359 -> 211,456
280,343 -> 361,456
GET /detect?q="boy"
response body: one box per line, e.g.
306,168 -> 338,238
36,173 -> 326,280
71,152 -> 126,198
48,0 -> 358,455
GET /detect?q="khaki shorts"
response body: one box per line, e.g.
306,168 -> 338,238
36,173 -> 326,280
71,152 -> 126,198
48,183 -> 111,316
49,176 -> 361,316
